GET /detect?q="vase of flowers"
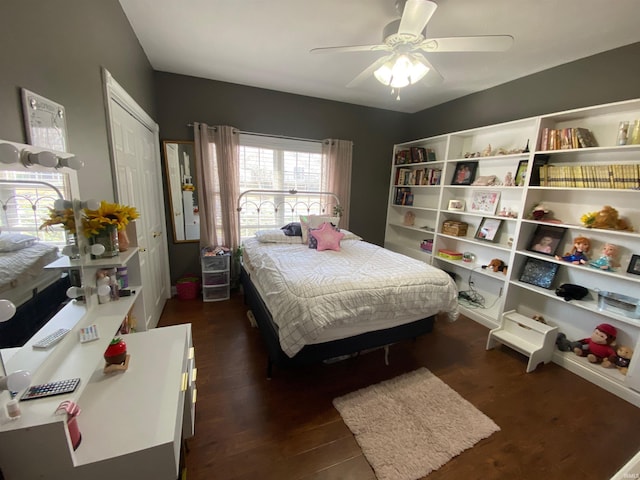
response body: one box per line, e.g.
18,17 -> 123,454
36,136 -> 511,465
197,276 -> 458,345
83,201 -> 139,259
40,207 -> 80,258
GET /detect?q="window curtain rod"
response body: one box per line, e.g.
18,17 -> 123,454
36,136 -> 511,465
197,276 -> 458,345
187,123 -> 327,144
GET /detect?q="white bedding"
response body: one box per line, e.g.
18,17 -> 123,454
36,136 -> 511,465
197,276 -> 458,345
0,242 -> 61,298
242,237 -> 459,357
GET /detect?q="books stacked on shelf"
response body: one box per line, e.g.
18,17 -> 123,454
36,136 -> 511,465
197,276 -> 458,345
539,127 -> 598,150
394,187 -> 414,205
539,163 -> 640,188
395,150 -> 411,164
395,167 -> 442,186
395,148 -> 437,164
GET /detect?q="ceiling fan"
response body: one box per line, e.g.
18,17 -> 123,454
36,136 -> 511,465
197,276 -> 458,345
310,0 -> 514,99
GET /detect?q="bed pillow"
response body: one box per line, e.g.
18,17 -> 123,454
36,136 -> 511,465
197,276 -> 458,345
280,222 -> 302,237
309,222 -> 345,252
300,215 -> 340,244
0,232 -> 38,252
308,223 -> 341,249
255,229 -> 303,244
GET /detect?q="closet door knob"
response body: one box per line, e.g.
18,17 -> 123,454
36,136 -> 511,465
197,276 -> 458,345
153,231 -> 162,238
138,247 -> 147,253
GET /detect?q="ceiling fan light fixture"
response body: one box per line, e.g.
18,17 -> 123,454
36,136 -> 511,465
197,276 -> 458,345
373,54 -> 429,89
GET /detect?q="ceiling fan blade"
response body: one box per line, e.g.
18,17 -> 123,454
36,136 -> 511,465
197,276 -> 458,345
346,56 -> 392,88
398,0 -> 437,36
418,35 -> 514,53
310,44 -> 391,54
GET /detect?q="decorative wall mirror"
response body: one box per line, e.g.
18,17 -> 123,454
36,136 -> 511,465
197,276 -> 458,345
162,141 -> 199,242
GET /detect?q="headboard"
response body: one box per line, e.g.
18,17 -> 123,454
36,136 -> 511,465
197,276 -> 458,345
237,189 -> 340,242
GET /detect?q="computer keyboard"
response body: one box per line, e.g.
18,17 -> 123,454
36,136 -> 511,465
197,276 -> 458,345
32,328 -> 70,350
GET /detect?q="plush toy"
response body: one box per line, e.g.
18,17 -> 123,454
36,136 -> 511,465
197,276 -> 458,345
589,205 -> 633,231
528,203 -> 550,221
555,283 -> 589,301
482,258 -> 508,274
555,236 -> 590,264
556,332 -> 582,352
574,323 -> 617,363
602,346 -> 634,375
589,243 -> 621,271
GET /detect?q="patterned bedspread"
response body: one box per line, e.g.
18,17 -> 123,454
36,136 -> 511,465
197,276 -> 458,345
242,238 -> 459,357
0,242 -> 60,295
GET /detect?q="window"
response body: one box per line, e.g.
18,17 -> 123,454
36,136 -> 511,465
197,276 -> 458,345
238,134 -> 327,239
0,170 -> 72,247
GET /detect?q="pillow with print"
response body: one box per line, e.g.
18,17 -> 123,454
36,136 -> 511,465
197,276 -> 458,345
309,222 -> 345,252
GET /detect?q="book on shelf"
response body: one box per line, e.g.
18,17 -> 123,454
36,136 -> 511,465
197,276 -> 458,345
539,163 -> 639,188
540,127 -> 598,150
395,150 -> 411,165
410,147 -> 426,163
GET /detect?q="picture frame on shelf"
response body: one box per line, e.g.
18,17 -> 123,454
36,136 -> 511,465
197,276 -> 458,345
469,190 -> 501,215
450,161 -> 478,185
519,257 -> 559,289
527,224 -> 566,256
475,217 -> 502,242
447,199 -> 465,211
515,160 -> 528,186
627,254 -> 640,275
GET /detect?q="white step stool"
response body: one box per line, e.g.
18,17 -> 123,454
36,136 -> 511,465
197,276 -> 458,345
486,310 -> 559,373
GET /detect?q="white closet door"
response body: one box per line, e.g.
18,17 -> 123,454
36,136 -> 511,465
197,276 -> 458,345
104,70 -> 170,330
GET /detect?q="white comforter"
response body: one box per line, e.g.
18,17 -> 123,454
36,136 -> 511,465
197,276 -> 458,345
242,238 -> 459,357
0,242 -> 60,294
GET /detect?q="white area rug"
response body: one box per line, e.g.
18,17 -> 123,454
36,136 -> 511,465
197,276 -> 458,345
333,368 -> 500,480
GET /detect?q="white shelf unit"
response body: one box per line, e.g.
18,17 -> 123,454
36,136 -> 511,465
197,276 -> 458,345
201,251 -> 230,302
385,98 -> 640,405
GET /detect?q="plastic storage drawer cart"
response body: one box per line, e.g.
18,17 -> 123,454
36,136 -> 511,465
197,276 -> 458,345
201,248 -> 230,302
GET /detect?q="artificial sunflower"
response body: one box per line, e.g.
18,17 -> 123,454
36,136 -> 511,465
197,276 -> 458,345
581,211 -> 597,227
82,201 -> 139,237
40,207 -> 77,234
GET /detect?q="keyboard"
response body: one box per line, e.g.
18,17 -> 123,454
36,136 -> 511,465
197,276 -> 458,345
21,378 -> 81,401
32,328 -> 70,349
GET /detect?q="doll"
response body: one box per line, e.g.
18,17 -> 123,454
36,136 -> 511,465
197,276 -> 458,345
574,323 -> 617,363
555,236 -> 590,264
589,243 -> 620,271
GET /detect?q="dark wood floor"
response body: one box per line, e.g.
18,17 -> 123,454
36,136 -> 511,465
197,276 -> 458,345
158,291 -> 640,480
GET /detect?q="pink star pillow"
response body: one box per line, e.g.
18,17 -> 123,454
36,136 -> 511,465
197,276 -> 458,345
309,222 -> 345,251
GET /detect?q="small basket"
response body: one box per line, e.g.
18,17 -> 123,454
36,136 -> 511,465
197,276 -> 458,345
176,275 -> 201,300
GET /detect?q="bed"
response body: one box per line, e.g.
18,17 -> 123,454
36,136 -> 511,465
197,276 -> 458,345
0,178 -> 71,347
238,189 -> 459,376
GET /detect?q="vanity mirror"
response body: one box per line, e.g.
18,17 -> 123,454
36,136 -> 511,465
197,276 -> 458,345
0,139 -> 84,360
162,140 -> 199,242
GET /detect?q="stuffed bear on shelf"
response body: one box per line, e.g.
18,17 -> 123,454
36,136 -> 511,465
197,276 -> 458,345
602,345 -> 634,375
573,323 -> 617,363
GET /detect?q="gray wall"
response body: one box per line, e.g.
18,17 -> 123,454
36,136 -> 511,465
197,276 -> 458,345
407,42 -> 640,140
0,0 -> 156,202
154,73 -> 410,282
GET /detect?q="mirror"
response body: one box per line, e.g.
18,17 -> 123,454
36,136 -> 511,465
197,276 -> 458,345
162,141 -> 199,242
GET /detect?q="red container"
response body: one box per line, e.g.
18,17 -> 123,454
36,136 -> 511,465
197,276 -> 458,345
176,275 -> 200,300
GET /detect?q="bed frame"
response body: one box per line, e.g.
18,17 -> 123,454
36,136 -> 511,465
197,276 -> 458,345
237,189 -> 436,377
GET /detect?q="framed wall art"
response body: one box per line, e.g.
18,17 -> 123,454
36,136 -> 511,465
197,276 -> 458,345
450,161 -> 478,185
469,190 -> 500,215
475,217 -> 502,242
21,88 -> 69,152
627,254 -> 640,276
527,224 -> 566,256
447,199 -> 465,211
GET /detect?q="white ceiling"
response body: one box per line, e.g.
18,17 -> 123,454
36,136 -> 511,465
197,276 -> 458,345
119,0 -> 640,114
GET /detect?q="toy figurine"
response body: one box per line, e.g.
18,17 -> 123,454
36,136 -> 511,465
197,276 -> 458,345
589,243 -> 620,271
555,236 -> 590,264
503,171 -> 515,186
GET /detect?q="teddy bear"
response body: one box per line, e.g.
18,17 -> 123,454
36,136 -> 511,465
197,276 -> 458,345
573,323 -> 617,363
602,345 -> 634,375
482,258 -> 508,274
591,205 -> 633,231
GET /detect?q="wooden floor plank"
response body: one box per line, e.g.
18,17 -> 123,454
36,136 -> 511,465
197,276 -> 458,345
159,292 -> 640,480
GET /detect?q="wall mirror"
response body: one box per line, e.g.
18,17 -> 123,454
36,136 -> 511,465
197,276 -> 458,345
162,141 -> 199,242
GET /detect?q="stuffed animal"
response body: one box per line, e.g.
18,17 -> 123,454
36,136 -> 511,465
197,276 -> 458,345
482,258 -> 508,274
574,323 -> 617,363
590,205 -> 633,231
556,332 -> 582,352
602,346 -> 634,375
555,283 -> 589,302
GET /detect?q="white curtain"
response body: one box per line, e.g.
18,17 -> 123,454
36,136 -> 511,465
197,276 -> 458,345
193,123 -> 240,251
322,139 -> 353,229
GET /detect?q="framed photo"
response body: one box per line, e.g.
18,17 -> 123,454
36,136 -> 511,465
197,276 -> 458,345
475,217 -> 502,242
527,224 -> 566,256
447,199 -> 465,211
627,254 -> 640,275
21,88 -> 68,152
519,257 -> 559,289
469,190 -> 501,215
450,161 -> 478,185
515,160 -> 528,186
